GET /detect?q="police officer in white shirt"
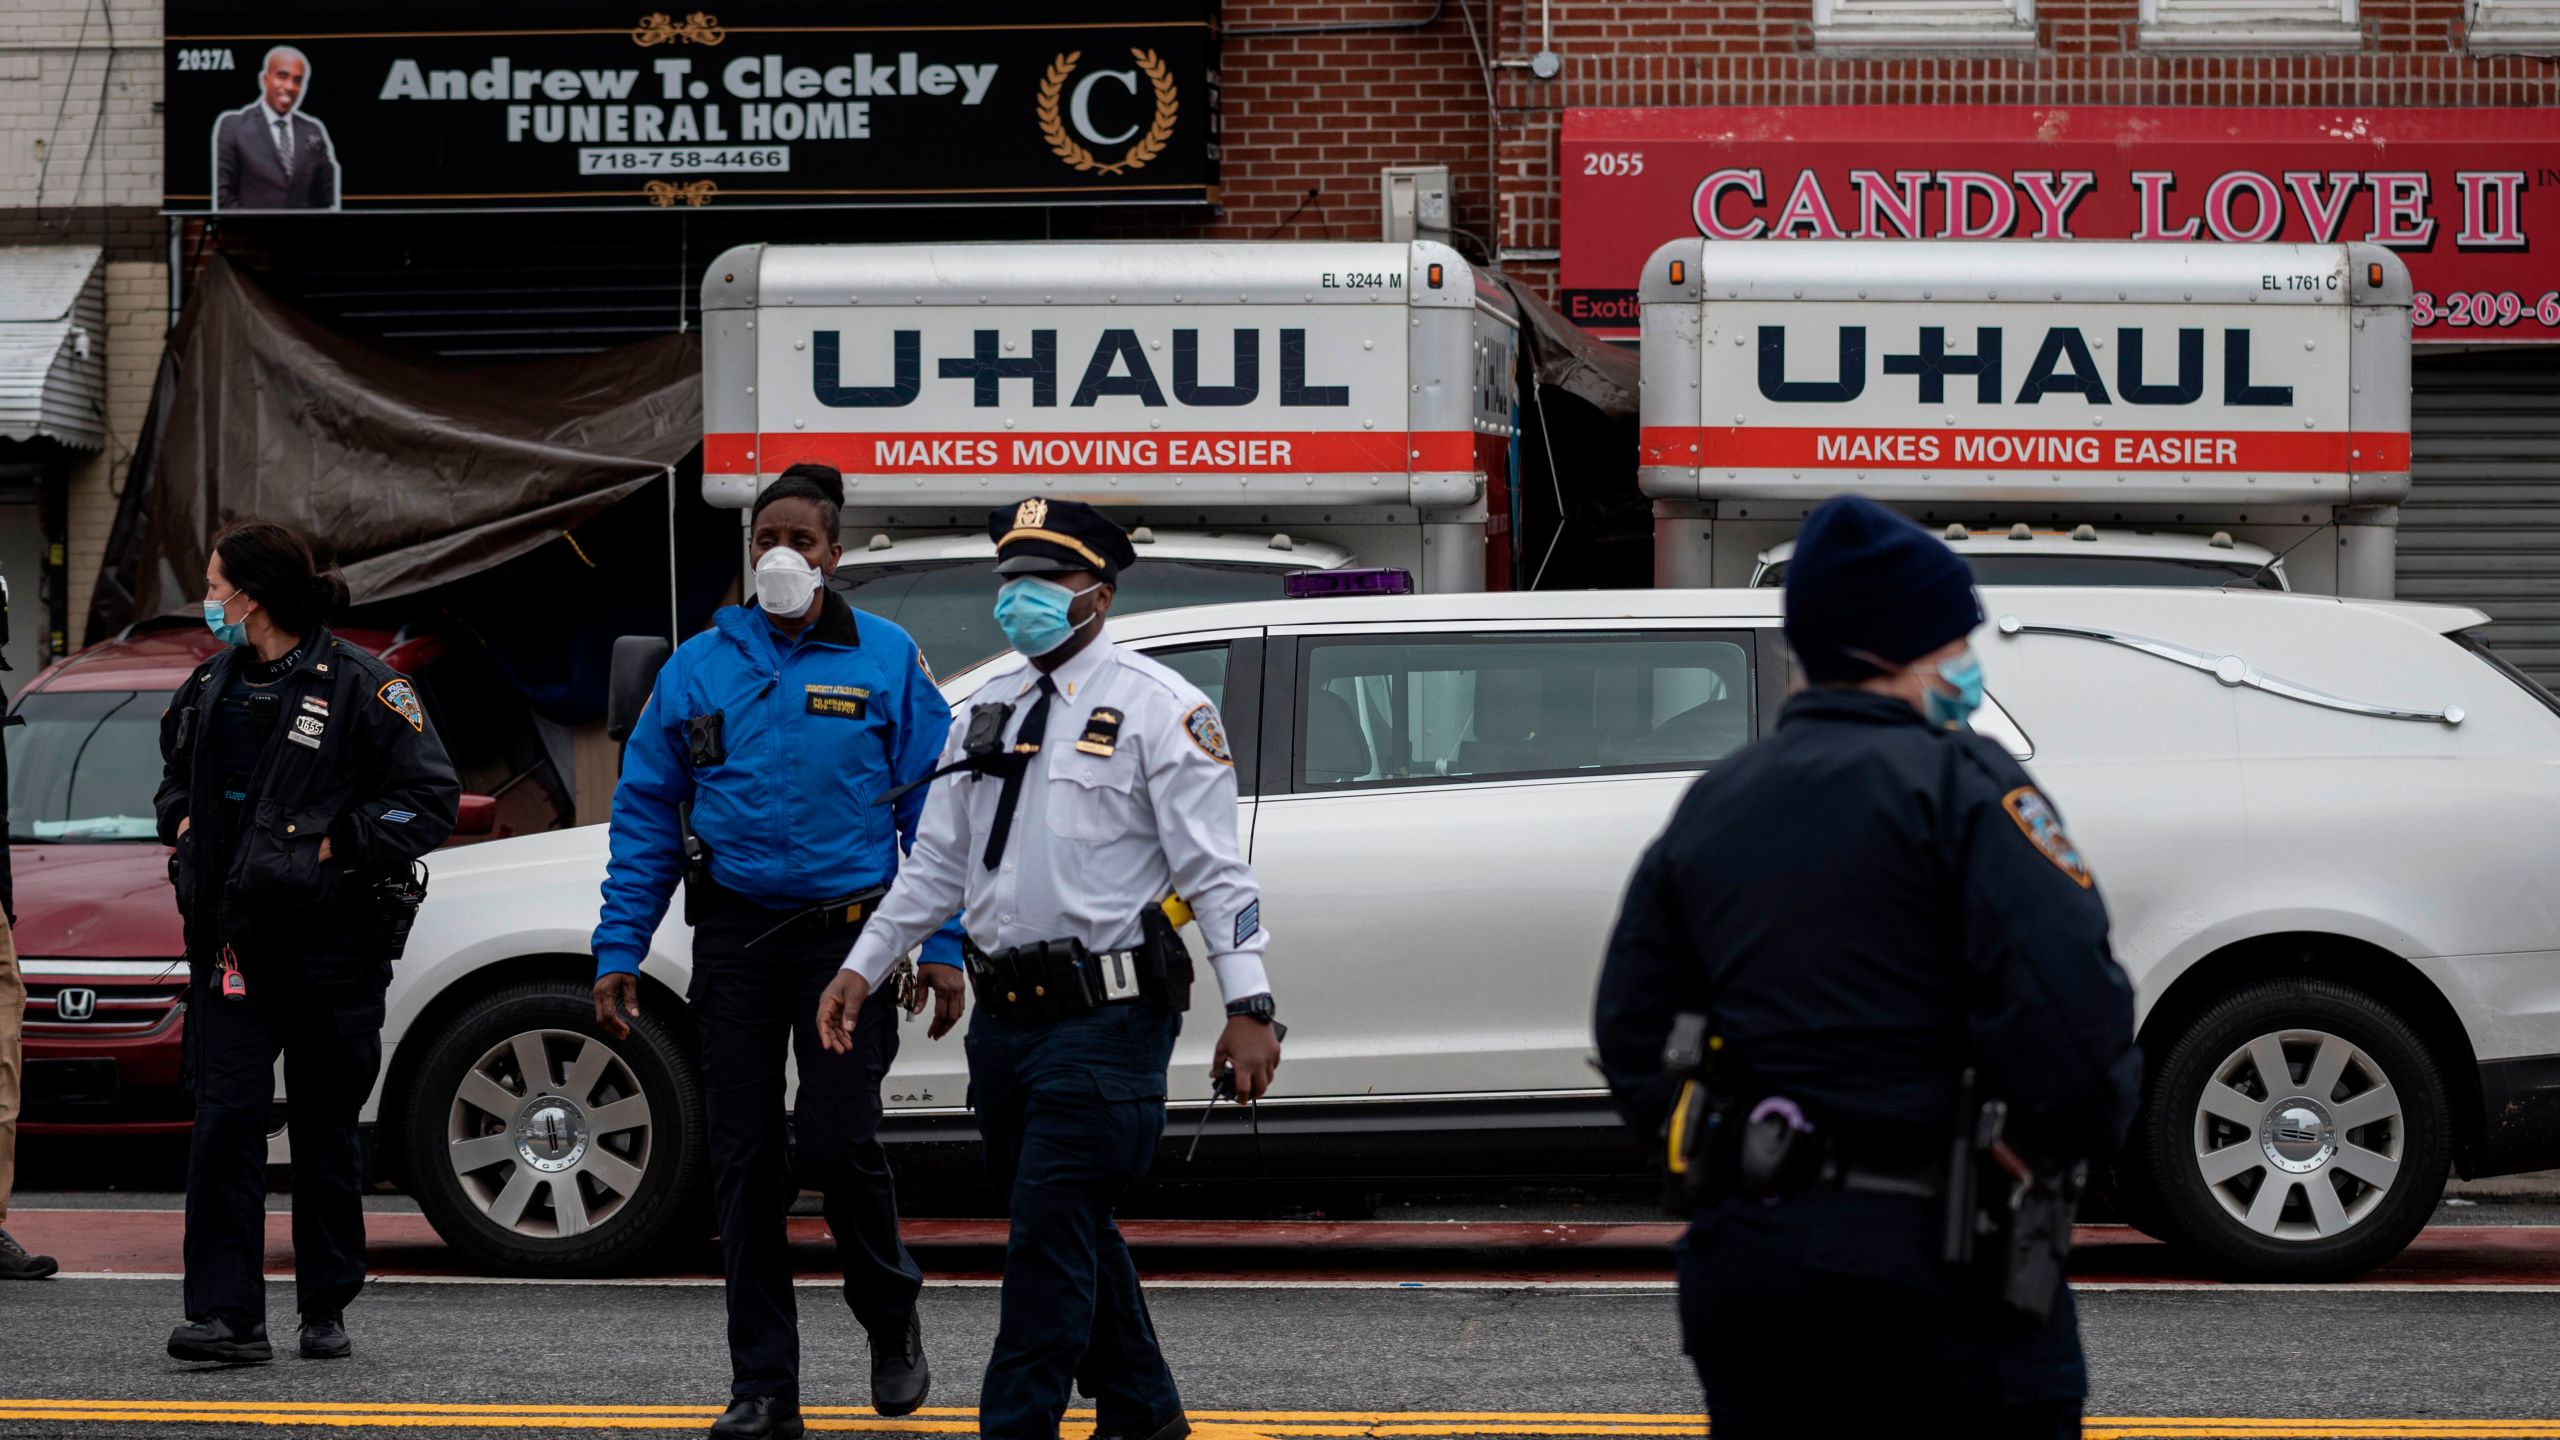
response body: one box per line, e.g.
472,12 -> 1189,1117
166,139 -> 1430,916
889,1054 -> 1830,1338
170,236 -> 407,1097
818,498 -> 1281,1440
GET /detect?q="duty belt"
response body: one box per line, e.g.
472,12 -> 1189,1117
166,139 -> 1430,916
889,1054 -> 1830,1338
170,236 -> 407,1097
966,937 -> 1153,1025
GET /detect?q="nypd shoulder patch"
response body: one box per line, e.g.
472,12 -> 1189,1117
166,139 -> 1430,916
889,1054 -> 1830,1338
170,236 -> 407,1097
1182,703 -> 1232,765
2001,786 -> 2094,890
378,678 -> 425,733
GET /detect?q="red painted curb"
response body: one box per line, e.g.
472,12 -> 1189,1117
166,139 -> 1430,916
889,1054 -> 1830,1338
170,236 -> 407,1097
18,1210 -> 2560,1287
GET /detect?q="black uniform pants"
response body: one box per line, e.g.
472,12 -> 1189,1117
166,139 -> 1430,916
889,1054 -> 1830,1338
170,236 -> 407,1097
690,903 -> 923,1403
963,998 -> 1183,1440
182,941 -> 386,1327
1677,1195 -> 2085,1439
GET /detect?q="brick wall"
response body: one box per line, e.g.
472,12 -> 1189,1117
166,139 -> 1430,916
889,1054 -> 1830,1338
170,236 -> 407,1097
0,0 -> 163,215
1107,4 -> 1505,248
62,258 -> 166,641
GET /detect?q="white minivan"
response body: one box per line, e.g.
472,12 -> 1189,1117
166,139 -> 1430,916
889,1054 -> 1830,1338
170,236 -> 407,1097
354,584 -> 2560,1282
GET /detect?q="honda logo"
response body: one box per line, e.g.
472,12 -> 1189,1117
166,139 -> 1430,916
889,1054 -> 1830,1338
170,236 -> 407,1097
54,987 -> 98,1022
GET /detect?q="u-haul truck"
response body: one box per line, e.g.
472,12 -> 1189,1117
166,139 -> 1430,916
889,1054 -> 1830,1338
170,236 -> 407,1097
700,241 -> 1519,670
1639,239 -> 2413,598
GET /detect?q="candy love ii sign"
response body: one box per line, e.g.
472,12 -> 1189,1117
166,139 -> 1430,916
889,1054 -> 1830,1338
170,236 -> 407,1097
162,1 -> 1217,213
1561,106 -> 2559,343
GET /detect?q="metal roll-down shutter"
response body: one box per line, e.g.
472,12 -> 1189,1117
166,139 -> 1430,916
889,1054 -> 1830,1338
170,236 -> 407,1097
2399,347 -> 2560,689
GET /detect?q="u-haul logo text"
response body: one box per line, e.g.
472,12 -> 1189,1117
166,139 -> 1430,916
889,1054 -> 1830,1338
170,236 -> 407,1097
1756,325 -> 2295,408
811,327 -> 1353,409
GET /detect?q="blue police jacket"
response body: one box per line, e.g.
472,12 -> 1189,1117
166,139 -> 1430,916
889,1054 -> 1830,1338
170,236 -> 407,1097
593,592 -> 965,978
1596,687 -> 2139,1144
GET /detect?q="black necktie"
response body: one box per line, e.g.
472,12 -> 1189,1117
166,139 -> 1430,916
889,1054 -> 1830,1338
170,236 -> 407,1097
983,676 -> 1054,870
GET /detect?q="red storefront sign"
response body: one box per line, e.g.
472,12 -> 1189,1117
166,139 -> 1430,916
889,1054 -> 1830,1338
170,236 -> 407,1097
1560,106 -> 2560,343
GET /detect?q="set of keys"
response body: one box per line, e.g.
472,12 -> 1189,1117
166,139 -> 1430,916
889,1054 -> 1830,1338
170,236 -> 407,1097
1184,1064 -> 1259,1163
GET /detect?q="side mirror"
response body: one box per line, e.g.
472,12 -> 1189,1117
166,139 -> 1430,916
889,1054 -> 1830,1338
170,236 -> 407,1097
607,635 -> 674,744
453,793 -> 499,836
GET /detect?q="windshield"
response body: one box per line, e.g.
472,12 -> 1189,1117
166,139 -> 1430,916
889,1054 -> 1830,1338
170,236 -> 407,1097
834,557 -> 1296,677
1757,554 -> 2284,590
7,690 -> 168,843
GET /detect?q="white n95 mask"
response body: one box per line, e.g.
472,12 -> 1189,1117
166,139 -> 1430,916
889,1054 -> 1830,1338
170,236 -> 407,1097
755,547 -> 823,616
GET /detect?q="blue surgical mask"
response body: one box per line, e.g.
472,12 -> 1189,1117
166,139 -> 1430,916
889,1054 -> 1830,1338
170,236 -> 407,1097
203,592 -> 251,647
1925,649 -> 1986,730
993,577 -> 1097,658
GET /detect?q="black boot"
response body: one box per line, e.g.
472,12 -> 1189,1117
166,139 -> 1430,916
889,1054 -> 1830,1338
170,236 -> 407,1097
167,1316 -> 274,1365
300,1312 -> 351,1360
869,1311 -> 931,1418
708,1396 -> 804,1439
1094,1416 -> 1192,1440
0,1228 -> 57,1281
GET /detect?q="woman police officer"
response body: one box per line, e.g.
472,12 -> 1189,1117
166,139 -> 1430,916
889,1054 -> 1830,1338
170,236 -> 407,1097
591,462 -> 966,1440
155,521 -> 462,1365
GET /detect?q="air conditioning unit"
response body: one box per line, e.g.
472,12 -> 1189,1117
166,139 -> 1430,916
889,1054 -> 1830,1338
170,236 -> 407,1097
1379,165 -> 1452,243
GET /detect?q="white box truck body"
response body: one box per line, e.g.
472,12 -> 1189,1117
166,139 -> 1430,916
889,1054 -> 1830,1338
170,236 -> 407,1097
698,241 -> 1519,668
1639,240 -> 2414,597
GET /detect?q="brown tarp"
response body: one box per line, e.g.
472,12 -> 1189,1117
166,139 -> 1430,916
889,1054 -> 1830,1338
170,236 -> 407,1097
1495,276 -> 1651,588
1500,277 -> 1641,419
131,255 -> 701,620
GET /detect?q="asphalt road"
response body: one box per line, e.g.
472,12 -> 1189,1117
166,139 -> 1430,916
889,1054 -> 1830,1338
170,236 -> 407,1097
11,1149 -> 2560,1437
5,1277 -> 2560,1437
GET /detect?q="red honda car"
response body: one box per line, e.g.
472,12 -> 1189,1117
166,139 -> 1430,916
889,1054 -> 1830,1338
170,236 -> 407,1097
7,621 -> 571,1136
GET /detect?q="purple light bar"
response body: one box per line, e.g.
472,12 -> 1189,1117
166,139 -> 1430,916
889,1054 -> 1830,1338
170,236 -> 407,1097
1284,567 -> 1415,599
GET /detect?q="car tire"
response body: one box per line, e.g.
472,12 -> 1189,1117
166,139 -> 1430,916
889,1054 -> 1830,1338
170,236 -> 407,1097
403,979 -> 708,1276
2138,977 -> 2448,1282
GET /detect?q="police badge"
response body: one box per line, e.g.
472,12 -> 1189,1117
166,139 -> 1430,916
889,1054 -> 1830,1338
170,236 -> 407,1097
378,678 -> 426,733
1182,703 -> 1232,765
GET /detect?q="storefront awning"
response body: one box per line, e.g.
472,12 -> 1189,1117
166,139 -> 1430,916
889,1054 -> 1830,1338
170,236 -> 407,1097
0,245 -> 107,451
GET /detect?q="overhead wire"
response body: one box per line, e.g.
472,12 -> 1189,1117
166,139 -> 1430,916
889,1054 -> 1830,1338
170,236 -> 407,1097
30,0 -> 100,233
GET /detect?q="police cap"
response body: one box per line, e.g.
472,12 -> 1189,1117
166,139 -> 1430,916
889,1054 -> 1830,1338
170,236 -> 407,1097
988,498 -> 1138,584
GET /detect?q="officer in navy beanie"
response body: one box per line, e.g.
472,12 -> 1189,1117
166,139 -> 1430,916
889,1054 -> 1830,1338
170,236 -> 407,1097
1781,495 -> 1984,681
1598,488 -> 2137,1435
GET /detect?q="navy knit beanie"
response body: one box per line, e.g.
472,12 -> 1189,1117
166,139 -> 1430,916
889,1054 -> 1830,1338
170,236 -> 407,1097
1782,496 -> 1985,682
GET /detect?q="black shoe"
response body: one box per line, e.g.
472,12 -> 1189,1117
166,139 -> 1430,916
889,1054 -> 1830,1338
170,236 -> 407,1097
0,1228 -> 57,1281
1094,1417 -> 1192,1440
708,1396 -> 804,1439
869,1311 -> 931,1418
299,1312 -> 351,1360
167,1317 -> 274,1365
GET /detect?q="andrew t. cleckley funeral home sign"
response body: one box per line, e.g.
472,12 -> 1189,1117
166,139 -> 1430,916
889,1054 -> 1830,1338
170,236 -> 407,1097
163,2 -> 1220,214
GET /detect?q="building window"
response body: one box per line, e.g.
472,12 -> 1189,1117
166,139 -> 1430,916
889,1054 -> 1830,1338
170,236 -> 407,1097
1812,0 -> 2037,51
2470,0 -> 2560,53
2139,0 -> 2362,49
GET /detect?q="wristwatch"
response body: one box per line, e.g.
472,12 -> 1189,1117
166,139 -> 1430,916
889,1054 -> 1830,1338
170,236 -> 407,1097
1225,993 -> 1286,1041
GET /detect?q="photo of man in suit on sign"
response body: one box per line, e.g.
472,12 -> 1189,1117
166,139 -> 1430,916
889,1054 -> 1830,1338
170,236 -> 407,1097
211,45 -> 339,211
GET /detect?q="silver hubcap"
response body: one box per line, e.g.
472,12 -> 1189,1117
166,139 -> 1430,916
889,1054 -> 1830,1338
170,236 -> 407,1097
446,1028 -> 653,1239
2192,1028 -> 2403,1241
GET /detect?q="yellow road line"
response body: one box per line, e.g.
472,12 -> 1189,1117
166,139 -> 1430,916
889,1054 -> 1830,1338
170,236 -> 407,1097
7,1399 -> 2558,1439
2089,1423 -> 2560,1433
2088,1414 -> 2560,1424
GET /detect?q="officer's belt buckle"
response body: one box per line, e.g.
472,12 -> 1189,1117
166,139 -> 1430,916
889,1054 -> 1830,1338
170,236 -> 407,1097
1097,948 -> 1143,1003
